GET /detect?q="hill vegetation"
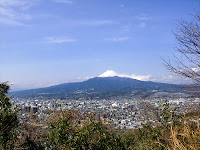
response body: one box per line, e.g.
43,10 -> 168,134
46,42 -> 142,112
1,82 -> 200,149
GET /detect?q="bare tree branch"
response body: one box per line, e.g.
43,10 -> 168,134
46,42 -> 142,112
164,11 -> 200,86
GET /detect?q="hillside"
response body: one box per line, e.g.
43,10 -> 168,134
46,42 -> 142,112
12,76 -> 184,99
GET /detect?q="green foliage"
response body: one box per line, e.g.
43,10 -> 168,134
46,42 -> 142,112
122,123 -> 164,150
46,104 -> 200,150
0,82 -> 19,149
160,102 -> 183,128
21,136 -> 45,150
46,111 -> 125,150
0,83 -> 198,149
122,102 -> 200,150
134,124 -> 163,149
160,102 -> 171,126
0,83 -> 11,108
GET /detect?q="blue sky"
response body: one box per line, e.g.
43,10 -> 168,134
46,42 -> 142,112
0,0 -> 199,90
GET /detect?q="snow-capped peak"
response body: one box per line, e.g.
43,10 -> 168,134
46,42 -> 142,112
99,70 -> 118,77
99,70 -> 152,81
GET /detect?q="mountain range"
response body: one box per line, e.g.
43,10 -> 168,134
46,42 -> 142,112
12,75 -> 184,99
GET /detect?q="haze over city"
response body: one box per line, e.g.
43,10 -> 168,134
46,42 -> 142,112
0,0 -> 199,90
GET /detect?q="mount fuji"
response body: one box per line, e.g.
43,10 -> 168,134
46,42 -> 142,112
12,70 -> 183,99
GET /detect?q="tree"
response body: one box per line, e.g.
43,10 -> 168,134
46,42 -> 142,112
46,111 -> 125,150
0,83 -> 18,149
163,12 -> 200,149
164,11 -> 200,86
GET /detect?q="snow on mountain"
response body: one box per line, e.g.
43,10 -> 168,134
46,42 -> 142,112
99,70 -> 152,81
99,70 -> 118,77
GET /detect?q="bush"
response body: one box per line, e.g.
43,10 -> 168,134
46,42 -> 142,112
0,83 -> 19,149
46,111 -> 125,150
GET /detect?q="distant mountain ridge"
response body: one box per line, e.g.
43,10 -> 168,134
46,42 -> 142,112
12,76 -> 183,98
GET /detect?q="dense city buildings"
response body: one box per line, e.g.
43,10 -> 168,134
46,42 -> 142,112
13,94 -> 200,129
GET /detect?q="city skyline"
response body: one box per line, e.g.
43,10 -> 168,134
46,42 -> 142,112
0,0 -> 199,90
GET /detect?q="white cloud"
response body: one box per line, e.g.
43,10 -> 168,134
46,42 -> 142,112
0,7 -> 15,17
77,76 -> 94,81
53,0 -> 72,4
79,20 -> 117,26
0,0 -> 31,7
0,0 -> 33,11
136,16 -> 151,21
99,70 -> 189,84
105,36 -> 129,42
59,19 -> 117,27
135,14 -> 150,28
0,7 -> 31,19
44,36 -> 77,43
0,0 -> 32,26
99,70 -> 152,81
0,17 -> 25,26
150,74 -> 191,84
